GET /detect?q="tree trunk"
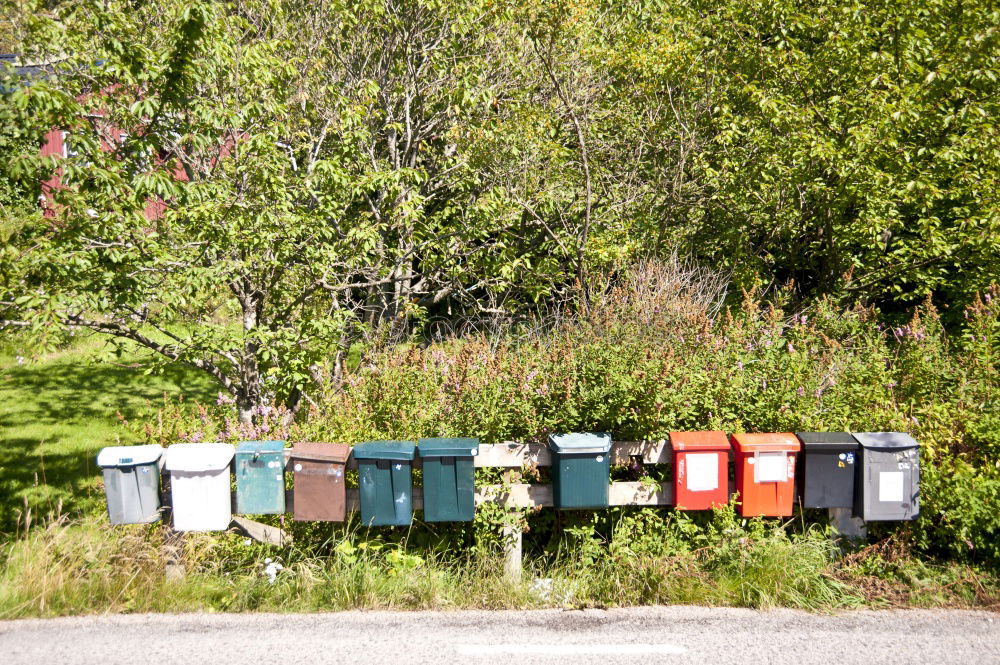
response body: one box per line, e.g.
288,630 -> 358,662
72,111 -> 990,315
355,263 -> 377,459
238,289 -> 262,426
237,397 -> 255,426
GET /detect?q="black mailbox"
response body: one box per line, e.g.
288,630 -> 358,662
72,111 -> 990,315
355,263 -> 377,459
795,432 -> 859,509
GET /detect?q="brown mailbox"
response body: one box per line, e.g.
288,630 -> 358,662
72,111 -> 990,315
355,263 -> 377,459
290,442 -> 350,522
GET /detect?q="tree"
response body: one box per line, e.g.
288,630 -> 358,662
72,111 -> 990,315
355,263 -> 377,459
677,0 -> 1000,313
0,0 -> 607,420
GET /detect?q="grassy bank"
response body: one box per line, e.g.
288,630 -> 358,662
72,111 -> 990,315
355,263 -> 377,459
1,510 -> 995,619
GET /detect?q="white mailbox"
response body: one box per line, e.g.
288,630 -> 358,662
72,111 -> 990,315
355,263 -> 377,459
165,443 -> 235,531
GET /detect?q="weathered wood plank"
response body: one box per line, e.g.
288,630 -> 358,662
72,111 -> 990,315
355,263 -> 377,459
284,481 -> 686,513
474,442 -> 550,467
232,516 -> 291,546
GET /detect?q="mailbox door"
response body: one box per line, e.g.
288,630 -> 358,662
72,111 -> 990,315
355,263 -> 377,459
674,450 -> 729,510
134,462 -> 162,522
236,451 -> 286,514
359,459 -> 413,526
103,463 -> 162,524
293,461 -> 346,522
737,452 -> 796,517
803,450 -> 856,508
862,448 -> 920,520
171,470 -> 232,531
423,456 -> 475,522
103,467 -> 132,524
553,452 -> 610,509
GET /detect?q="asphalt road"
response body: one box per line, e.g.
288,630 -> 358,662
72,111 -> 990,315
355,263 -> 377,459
2,606 -> 998,664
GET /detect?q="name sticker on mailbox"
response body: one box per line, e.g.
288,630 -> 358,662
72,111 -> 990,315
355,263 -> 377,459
686,453 -> 718,492
756,452 -> 787,483
880,471 -> 905,502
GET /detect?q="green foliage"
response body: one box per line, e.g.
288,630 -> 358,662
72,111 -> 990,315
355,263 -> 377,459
3,265 -> 1000,613
677,0 -> 1000,311
286,263 -> 1000,569
299,267 -> 903,444
2,0 -> 1000,611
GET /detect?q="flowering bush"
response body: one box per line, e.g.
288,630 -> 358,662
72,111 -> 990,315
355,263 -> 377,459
129,268 -> 1000,570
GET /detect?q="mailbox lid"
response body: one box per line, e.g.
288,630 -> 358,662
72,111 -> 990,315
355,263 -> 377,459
353,440 -> 416,461
670,431 -> 730,452
795,432 -> 859,452
165,443 -> 235,472
97,444 -> 164,468
853,432 -> 919,451
236,440 -> 286,456
291,441 -> 350,464
730,432 -> 801,453
418,437 -> 479,458
548,432 -> 611,455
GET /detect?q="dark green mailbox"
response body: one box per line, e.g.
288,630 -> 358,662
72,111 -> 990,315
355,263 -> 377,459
418,438 -> 479,522
235,440 -> 286,514
854,432 -> 920,521
795,432 -> 859,509
547,432 -> 612,509
354,440 -> 416,526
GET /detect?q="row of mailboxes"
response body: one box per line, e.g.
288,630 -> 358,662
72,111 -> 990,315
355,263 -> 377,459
549,430 -> 919,520
669,431 -> 920,520
97,431 -> 920,530
96,438 -> 480,530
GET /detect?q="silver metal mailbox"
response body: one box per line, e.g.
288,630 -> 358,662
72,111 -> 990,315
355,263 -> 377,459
853,432 -> 920,521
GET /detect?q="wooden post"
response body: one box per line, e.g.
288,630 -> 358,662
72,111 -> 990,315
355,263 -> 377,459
503,518 -> 523,581
232,516 -> 291,546
162,525 -> 186,581
502,468 -> 523,580
159,468 -> 186,581
828,507 -> 866,549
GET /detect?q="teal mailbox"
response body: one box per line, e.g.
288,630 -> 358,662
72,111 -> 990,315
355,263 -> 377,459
418,438 -> 479,522
235,440 -> 286,514
548,432 -> 612,509
354,440 -> 416,526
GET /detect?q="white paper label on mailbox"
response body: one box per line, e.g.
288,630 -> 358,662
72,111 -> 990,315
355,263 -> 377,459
686,453 -> 718,492
755,452 -> 787,483
879,471 -> 905,502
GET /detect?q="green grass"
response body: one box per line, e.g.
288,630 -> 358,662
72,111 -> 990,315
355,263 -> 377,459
2,512 -> 995,618
0,334 -> 216,534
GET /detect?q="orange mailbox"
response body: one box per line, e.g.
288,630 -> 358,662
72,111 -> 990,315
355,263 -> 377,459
730,432 -> 801,517
670,431 -> 731,510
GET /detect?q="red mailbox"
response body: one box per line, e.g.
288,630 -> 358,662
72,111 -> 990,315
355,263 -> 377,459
670,431 -> 730,510
730,432 -> 801,517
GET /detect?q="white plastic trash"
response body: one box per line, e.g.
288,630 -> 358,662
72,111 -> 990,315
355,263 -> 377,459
165,443 -> 235,531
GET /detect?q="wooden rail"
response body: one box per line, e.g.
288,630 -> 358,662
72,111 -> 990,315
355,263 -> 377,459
280,440 -> 675,470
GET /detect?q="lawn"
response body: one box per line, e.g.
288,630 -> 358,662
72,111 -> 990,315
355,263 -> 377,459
0,334 -> 216,535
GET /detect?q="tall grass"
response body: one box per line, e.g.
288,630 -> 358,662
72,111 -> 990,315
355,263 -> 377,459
9,509 -> 994,618
0,514 -> 538,617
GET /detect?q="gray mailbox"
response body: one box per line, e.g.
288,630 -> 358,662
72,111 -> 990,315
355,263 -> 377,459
853,432 -> 920,521
96,444 -> 165,524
